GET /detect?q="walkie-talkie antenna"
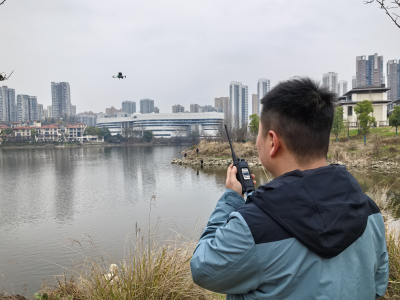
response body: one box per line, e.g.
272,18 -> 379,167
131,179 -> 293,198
224,124 -> 237,162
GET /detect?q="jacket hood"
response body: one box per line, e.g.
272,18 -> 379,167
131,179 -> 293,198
248,164 -> 371,259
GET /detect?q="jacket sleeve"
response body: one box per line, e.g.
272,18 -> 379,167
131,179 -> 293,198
375,246 -> 389,299
190,189 -> 259,294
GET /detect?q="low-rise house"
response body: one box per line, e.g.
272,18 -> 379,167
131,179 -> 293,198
36,125 -> 60,141
13,127 -> 32,141
65,125 -> 83,141
75,123 -> 88,130
339,85 -> 390,127
29,120 -> 42,128
11,122 -> 22,128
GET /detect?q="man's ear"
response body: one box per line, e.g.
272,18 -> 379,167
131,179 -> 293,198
269,130 -> 281,157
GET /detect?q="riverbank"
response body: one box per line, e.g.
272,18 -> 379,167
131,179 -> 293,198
0,141 -> 193,150
172,132 -> 400,175
2,185 -> 399,300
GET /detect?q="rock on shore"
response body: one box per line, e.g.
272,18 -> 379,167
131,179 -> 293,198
171,157 -> 264,168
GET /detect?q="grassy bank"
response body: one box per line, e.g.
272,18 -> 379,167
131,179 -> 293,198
182,128 -> 400,167
0,186 -> 395,300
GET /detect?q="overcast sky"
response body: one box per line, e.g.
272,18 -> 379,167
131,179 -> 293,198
1,0 -> 399,114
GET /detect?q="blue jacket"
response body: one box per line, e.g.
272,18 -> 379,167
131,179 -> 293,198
190,165 -> 389,299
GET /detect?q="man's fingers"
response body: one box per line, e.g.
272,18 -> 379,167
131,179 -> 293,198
253,180 -> 256,185
251,174 -> 255,179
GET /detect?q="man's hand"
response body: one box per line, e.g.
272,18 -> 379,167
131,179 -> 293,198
226,164 -> 256,197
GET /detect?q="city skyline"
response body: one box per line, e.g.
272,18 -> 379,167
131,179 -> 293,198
1,0 -> 399,115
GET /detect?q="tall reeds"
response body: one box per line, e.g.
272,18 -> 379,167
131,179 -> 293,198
38,231 -> 221,300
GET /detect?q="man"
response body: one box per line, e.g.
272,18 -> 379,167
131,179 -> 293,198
190,78 -> 388,299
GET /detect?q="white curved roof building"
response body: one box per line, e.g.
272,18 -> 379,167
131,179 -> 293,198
96,112 -> 224,138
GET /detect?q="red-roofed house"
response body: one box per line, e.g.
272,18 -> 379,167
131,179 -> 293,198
75,123 -> 88,130
65,125 -> 83,140
13,127 -> 33,141
11,122 -> 22,128
37,125 -> 60,141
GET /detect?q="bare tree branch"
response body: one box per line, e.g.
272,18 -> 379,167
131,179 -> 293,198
0,1 -> 7,6
365,0 -> 400,28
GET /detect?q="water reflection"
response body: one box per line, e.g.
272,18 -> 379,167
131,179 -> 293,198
1,147 -> 400,297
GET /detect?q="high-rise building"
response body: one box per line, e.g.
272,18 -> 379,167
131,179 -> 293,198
367,53 -> 384,86
154,107 -> 159,113
337,80 -> 348,97
105,106 -> 122,117
352,76 -> 357,89
252,94 -> 258,115
190,104 -> 202,113
322,72 -> 338,94
38,104 -> 44,120
140,99 -> 154,114
17,95 -> 38,122
387,60 -> 400,102
202,105 -> 217,112
172,104 -> 185,113
0,86 -> 16,122
76,115 -> 96,127
47,106 -> 52,118
70,105 -> 76,116
122,101 -> 136,114
257,79 -> 270,116
51,82 -> 71,118
215,97 -> 230,121
229,81 -> 248,128
356,54 -> 384,87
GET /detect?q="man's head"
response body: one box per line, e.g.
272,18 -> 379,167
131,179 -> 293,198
256,77 -> 336,176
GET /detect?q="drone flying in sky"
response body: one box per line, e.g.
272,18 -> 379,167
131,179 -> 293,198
0,70 -> 13,81
113,72 -> 126,79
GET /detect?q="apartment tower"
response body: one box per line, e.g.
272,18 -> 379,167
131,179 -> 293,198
337,80 -> 348,97
322,72 -> 338,94
0,86 -> 16,122
172,104 -> 185,113
387,60 -> 400,102
140,99 -> 154,114
17,95 -> 38,122
356,54 -> 384,87
122,101 -> 136,114
257,79 -> 270,116
229,81 -> 248,129
252,94 -> 258,115
51,82 -> 71,118
215,97 -> 229,121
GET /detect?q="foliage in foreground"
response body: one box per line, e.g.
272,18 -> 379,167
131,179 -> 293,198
367,184 -> 400,299
37,233 -> 221,300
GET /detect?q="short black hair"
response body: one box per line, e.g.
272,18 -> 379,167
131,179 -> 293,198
260,77 -> 335,164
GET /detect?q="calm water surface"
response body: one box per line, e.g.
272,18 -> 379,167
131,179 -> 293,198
0,146 -> 399,296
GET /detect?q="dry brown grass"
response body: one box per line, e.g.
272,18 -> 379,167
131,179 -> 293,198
195,140 -> 258,158
36,232 -> 222,300
367,184 -> 400,300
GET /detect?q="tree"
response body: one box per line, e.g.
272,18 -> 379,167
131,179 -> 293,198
331,107 -> 344,142
115,133 -> 124,141
389,106 -> 400,136
84,126 -> 101,137
249,114 -> 260,134
142,130 -> 154,143
31,128 -> 37,141
100,127 -> 112,142
365,0 -> 400,28
5,128 -> 12,134
189,130 -> 200,144
354,100 -> 376,145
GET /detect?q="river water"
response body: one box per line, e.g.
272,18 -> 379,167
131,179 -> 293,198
0,146 -> 399,297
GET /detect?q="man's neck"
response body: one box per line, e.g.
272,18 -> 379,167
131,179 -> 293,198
271,157 -> 328,178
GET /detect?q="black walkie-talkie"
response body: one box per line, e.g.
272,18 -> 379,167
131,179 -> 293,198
225,124 -> 255,195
